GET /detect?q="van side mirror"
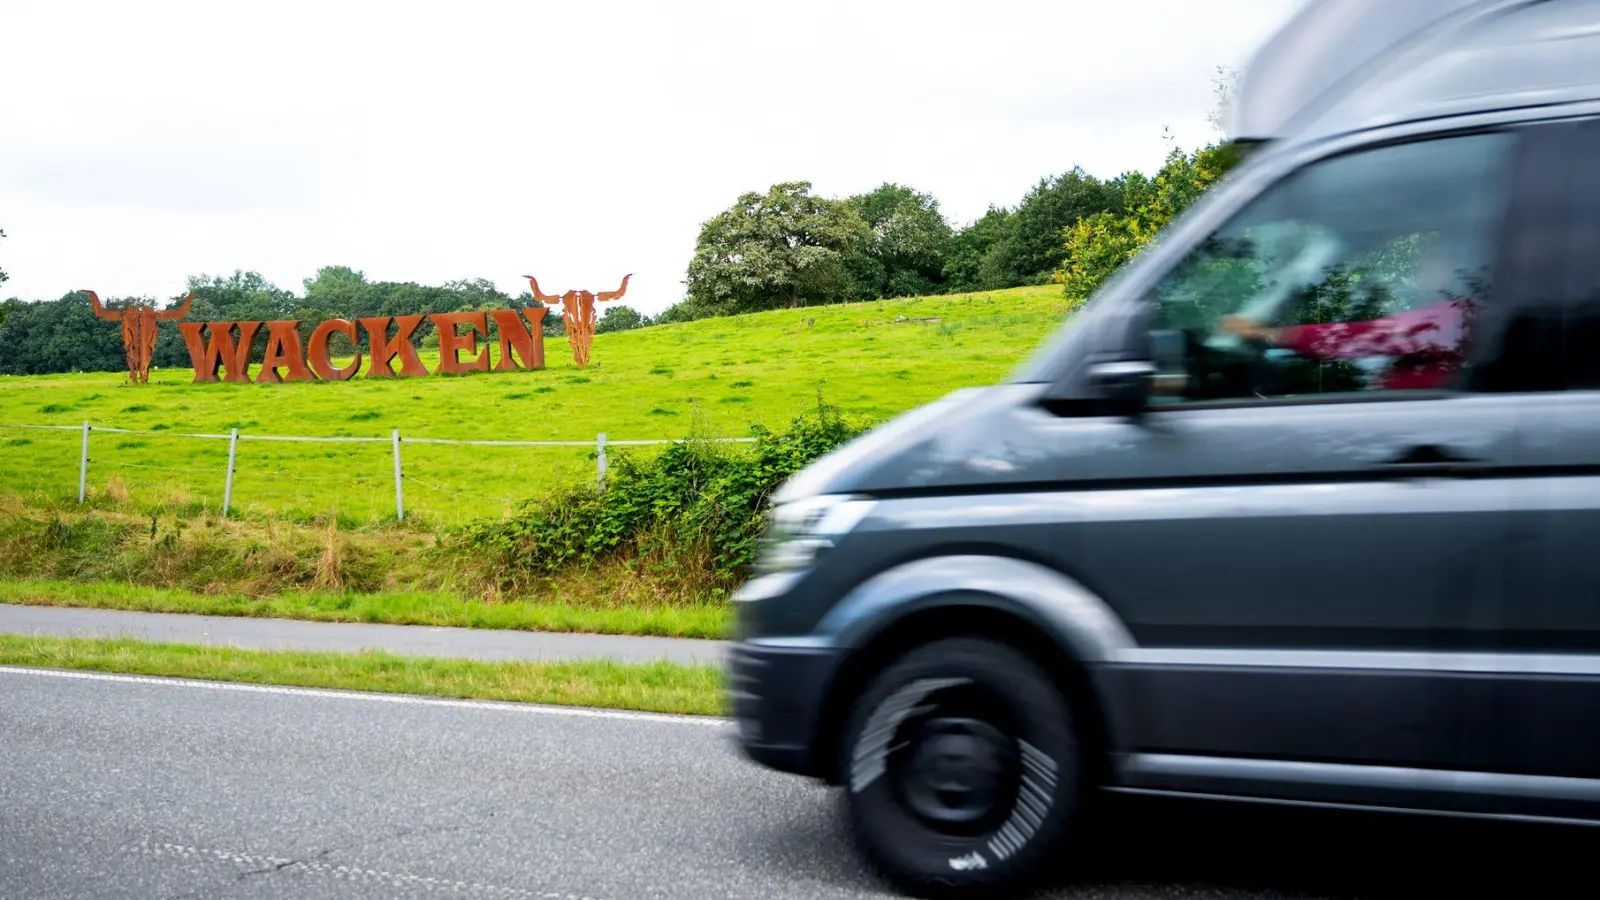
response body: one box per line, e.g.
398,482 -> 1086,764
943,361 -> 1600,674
1085,328 -> 1192,412
1087,360 -> 1155,412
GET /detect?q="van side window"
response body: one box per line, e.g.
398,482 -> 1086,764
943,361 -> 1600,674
1148,133 -> 1518,404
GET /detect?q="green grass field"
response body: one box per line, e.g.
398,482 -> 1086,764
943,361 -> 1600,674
0,286 -> 1068,523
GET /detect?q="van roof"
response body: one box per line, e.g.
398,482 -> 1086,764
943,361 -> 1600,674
1233,0 -> 1600,145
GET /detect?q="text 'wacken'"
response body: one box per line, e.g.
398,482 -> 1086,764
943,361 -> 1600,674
103,274 -> 631,385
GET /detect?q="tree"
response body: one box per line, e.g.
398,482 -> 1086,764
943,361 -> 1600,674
1003,168 -> 1124,285
684,181 -> 870,315
943,207 -> 1019,293
941,169 -> 1123,294
0,227 -> 9,289
0,291 -> 126,375
595,305 -> 648,334
301,265 -> 375,320
843,183 -> 953,299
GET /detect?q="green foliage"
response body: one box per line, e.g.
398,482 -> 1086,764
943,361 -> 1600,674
942,170 -> 1125,294
458,401 -> 867,591
1007,169 -> 1126,283
843,183 -> 954,300
684,181 -> 872,315
0,226 -> 9,288
660,163 -> 1129,322
595,305 -> 648,334
0,291 -> 127,375
942,207 -> 1018,292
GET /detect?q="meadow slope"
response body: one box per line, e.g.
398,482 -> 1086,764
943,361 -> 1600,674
0,286 -> 1069,523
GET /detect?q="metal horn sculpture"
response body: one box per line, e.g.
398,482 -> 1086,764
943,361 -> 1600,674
523,274 -> 632,367
87,290 -> 195,384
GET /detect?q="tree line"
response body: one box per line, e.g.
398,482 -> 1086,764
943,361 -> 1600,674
666,136 -> 1238,323
0,267 -> 651,377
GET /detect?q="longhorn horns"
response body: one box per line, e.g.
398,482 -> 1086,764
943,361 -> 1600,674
157,292 -> 196,320
82,290 -> 196,320
522,275 -> 562,304
84,290 -> 120,322
523,274 -> 633,304
597,274 -> 632,303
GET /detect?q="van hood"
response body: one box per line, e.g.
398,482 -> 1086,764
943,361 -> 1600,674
773,383 -> 1058,505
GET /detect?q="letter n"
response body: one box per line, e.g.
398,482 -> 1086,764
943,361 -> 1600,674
178,321 -> 260,383
491,307 -> 546,371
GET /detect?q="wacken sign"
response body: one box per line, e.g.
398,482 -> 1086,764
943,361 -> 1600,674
89,273 -> 632,385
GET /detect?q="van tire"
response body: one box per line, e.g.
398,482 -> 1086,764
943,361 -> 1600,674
840,637 -> 1080,899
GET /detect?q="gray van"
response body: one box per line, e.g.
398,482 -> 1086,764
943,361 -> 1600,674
728,0 -> 1600,896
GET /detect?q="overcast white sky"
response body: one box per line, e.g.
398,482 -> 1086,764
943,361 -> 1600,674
0,0 -> 1303,315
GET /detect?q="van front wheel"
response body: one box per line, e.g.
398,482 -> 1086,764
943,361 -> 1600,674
840,637 -> 1081,899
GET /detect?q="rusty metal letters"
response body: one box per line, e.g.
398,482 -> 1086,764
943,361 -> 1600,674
97,273 -> 627,385
175,307 -> 555,384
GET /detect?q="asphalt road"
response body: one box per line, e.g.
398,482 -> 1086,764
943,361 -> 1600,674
0,605 -> 727,665
1,666 -> 1591,900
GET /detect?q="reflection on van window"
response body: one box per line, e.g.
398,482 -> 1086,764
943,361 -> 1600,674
1149,132 -> 1517,402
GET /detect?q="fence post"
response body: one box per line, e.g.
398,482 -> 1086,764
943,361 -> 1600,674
77,420 -> 91,504
596,432 -> 607,488
222,427 -> 239,516
392,428 -> 405,521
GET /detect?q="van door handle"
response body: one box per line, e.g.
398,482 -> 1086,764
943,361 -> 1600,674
1377,445 -> 1488,475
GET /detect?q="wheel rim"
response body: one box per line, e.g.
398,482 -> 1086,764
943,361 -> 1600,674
894,708 -> 1019,832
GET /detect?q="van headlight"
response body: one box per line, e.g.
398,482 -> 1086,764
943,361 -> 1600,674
756,495 -> 875,574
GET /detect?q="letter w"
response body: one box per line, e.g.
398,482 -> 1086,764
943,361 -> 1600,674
178,322 -> 260,383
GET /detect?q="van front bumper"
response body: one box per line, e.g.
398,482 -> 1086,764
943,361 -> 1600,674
726,638 -> 841,779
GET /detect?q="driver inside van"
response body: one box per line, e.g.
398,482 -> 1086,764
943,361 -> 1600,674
1215,239 -> 1476,391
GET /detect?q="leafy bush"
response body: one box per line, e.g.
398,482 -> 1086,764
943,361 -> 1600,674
456,400 -> 867,593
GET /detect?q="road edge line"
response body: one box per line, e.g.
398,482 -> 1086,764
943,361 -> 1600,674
0,664 -> 729,725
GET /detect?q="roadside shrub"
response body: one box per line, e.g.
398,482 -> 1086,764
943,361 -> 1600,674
456,399 -> 867,593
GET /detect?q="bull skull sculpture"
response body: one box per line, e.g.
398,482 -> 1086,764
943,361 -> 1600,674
522,273 -> 632,367
87,290 -> 195,384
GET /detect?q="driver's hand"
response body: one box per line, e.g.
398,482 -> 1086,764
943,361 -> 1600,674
1219,315 -> 1280,343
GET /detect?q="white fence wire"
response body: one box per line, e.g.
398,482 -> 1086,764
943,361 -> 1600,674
0,421 -> 756,521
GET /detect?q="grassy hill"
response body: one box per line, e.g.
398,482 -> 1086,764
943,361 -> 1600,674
0,286 -> 1070,524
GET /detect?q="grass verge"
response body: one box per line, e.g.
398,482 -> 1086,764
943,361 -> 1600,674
0,578 -> 732,640
0,634 -> 724,716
